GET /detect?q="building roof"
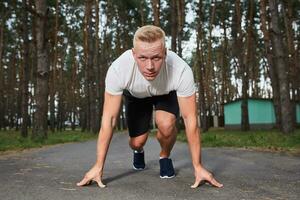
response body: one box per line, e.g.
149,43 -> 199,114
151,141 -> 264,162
223,98 -> 300,105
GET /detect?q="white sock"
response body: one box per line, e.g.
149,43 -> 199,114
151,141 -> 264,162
134,149 -> 144,153
160,156 -> 169,160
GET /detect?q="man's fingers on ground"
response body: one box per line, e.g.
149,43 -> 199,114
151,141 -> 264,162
76,177 -> 91,186
93,177 -> 106,188
95,180 -> 106,188
191,179 -> 202,189
208,178 -> 223,188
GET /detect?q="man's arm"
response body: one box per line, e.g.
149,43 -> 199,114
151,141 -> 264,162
77,92 -> 122,188
177,94 -> 223,188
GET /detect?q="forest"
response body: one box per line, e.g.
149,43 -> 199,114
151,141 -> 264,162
0,0 -> 299,141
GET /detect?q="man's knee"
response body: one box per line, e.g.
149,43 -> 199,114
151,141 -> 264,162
129,135 -> 147,150
156,118 -> 176,138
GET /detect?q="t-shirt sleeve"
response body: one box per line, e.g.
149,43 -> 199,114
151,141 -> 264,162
176,66 -> 196,97
105,65 -> 124,95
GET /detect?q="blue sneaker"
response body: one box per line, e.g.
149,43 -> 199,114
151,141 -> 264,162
133,150 -> 145,170
159,158 -> 175,178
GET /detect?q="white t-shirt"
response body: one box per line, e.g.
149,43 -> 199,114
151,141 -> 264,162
105,49 -> 195,98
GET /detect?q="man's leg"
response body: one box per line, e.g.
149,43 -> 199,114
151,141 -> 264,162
129,133 -> 149,170
155,110 -> 177,158
123,90 -> 153,170
153,91 -> 179,178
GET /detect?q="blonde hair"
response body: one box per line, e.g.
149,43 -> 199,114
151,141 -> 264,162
133,25 -> 165,48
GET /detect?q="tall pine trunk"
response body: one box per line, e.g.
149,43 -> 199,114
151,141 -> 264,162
21,0 -> 30,137
0,15 -> 5,130
151,0 -> 160,26
49,0 -> 59,132
242,0 -> 255,131
220,0 -> 229,107
269,0 -> 294,133
282,0 -> 297,101
195,0 -> 208,132
32,0 -> 49,140
84,0 -> 97,133
205,1 -> 216,129
259,0 -> 281,128
170,0 -> 177,52
176,0 -> 185,57
94,0 -> 101,133
234,0 -> 249,131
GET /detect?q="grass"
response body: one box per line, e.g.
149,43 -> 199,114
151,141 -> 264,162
176,128 -> 300,154
1,128 -> 300,154
0,130 -> 98,152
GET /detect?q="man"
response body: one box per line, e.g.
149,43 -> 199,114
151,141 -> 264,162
77,25 -> 223,188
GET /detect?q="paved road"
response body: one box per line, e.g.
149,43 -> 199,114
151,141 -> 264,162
0,133 -> 299,200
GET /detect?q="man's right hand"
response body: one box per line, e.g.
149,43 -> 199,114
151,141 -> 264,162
76,164 -> 106,188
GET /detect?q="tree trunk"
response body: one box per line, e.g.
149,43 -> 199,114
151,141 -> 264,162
94,0 -> 101,133
21,0 -> 30,137
139,0 -> 146,26
8,52 -> 17,130
32,0 -> 49,140
242,0 -> 255,131
282,0 -> 297,102
83,0 -> 91,132
84,0 -> 97,133
176,0 -> 185,57
220,0 -> 231,106
30,1 -> 37,130
234,0 -> 249,131
0,16 -> 5,130
205,1 -> 216,128
49,0 -> 59,132
195,0 -> 208,132
151,0 -> 160,26
56,42 -> 68,132
70,43 -> 79,131
170,0 -> 177,52
269,0 -> 295,133
259,0 -> 281,128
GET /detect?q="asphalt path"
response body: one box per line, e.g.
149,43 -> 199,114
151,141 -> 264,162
0,133 -> 299,200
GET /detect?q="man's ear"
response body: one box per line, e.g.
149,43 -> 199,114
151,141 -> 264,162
132,48 -> 137,60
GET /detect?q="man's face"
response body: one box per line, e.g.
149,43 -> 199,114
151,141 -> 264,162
132,40 -> 166,81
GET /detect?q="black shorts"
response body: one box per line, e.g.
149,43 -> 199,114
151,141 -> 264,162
123,90 -> 179,138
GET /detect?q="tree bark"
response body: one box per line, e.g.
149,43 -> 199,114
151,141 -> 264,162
242,0 -> 255,131
176,0 -> 185,57
259,0 -> 281,128
56,41 -> 68,131
195,0 -> 208,132
151,0 -> 160,26
83,0 -> 91,132
21,0 -> 30,137
282,0 -> 297,101
233,0 -> 249,131
32,0 -> 49,140
7,51 -> 17,130
139,0 -> 146,26
94,0 -> 101,133
49,0 -> 59,132
70,42 -> 79,131
170,0 -> 177,52
269,0 -> 295,133
29,0 -> 37,130
84,0 -> 97,133
205,1 -> 216,127
0,15 -> 5,130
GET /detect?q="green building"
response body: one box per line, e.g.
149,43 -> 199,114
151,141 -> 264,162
224,98 -> 300,129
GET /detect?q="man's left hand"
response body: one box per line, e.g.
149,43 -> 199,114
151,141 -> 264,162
191,166 -> 223,188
